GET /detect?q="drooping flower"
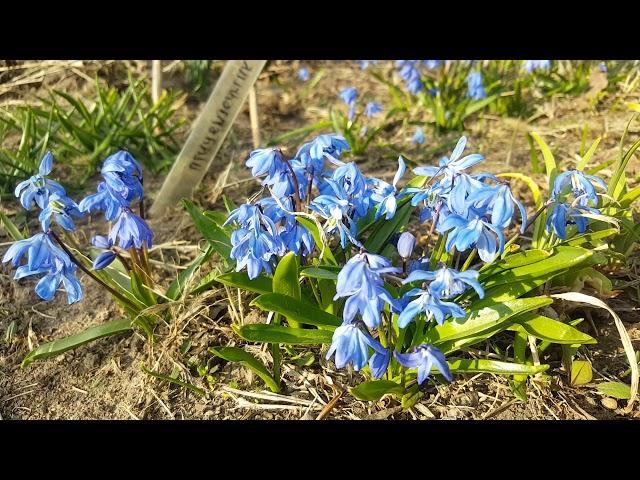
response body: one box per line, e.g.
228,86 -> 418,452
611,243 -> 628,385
551,169 -> 607,205
339,87 -> 358,121
437,213 -> 505,263
369,156 -> 406,220
405,265 -> 484,299
369,341 -> 392,379
225,203 -> 285,279
14,151 -> 67,211
297,68 -> 310,81
100,150 -> 144,202
334,251 -> 400,329
467,182 -> 528,232
38,193 -> 83,232
33,257 -> 83,304
397,232 -> 416,260
545,202 -> 600,240
79,181 -> 128,221
91,235 -> 116,270
108,208 -> 154,250
397,288 -> 466,328
395,344 -> 453,385
395,60 -> 423,94
412,127 -> 425,145
326,322 -> 374,371
364,102 -> 382,118
467,71 -> 486,100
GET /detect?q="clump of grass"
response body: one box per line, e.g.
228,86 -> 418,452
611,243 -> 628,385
0,73 -> 186,197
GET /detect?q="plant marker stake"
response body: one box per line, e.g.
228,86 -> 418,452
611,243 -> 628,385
149,60 -> 267,216
249,85 -> 261,148
151,60 -> 162,104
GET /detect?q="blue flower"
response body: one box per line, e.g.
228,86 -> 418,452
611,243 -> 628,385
339,87 -> 358,106
280,218 -> 315,257
437,213 -> 505,263
364,102 -> 382,118
2,232 -> 70,271
79,182 -> 128,221
225,203 -> 285,279
408,256 -> 430,273
108,208 -> 154,250
397,287 -> 466,327
100,150 -> 144,202
90,235 -> 116,270
598,63 -> 607,73
396,61 -> 423,94
414,136 -> 484,179
395,344 -> 452,385
545,202 -> 600,240
2,232 -> 82,304
369,340 -> 392,379
34,258 -> 83,304
295,133 -> 350,168
412,127 -> 425,145
297,68 -> 310,81
551,169 -> 606,205
523,60 -> 551,73
405,265 -> 484,299
334,251 -> 400,329
467,71 -> 486,100
14,151 -> 67,211
397,232 -> 416,259
309,185 -> 359,249
38,193 -> 83,232
467,182 -> 528,232
246,147 -> 286,181
369,156 -> 406,220
326,322 -> 373,371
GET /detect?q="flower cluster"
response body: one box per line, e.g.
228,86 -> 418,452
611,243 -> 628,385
4,153 -> 83,303
406,136 -> 527,262
226,133 -> 529,386
3,149 -> 153,305
545,169 -> 607,239
395,60 -> 424,94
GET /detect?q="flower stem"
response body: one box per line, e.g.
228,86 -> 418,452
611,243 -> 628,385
48,230 -> 137,309
460,248 -> 477,272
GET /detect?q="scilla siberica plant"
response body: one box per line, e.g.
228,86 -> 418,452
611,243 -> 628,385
3,149 -> 162,366
211,131 -> 612,403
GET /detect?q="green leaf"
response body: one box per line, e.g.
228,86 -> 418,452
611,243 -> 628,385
209,346 -> 280,393
571,360 -> 593,385
183,199 -> 232,263
166,246 -> 214,300
514,313 -> 597,344
596,381 -> 632,400
141,365 -> 205,396
273,252 -> 301,300
21,318 -> 132,368
448,358 -> 549,376
295,217 -> 337,266
497,172 -> 543,210
609,136 -> 640,200
350,380 -> 405,401
478,249 -> 550,281
234,324 -> 333,345
530,131 -> 558,186
474,246 -> 593,307
0,210 -> 24,240
425,297 -> 553,350
364,200 -> 413,253
214,271 -> 272,294
300,267 -> 339,281
560,228 -> 618,247
250,293 -> 342,328
576,136 -> 602,171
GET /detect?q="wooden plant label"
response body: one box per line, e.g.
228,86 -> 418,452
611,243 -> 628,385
150,60 -> 267,216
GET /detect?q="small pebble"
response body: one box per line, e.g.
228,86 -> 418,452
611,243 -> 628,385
601,397 -> 618,410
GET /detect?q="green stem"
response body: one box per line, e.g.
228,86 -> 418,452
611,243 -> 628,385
460,248 -> 477,272
49,230 -> 137,309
